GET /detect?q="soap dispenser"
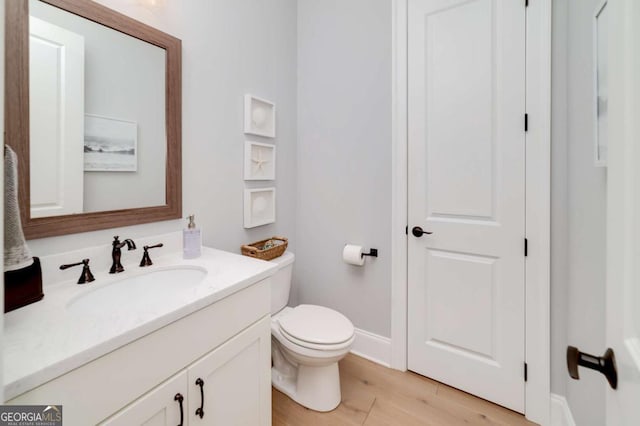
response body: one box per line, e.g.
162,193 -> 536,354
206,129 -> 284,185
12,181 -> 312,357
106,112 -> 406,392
183,215 -> 202,259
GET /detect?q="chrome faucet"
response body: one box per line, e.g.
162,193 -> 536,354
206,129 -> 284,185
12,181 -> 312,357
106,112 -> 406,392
110,236 -> 137,274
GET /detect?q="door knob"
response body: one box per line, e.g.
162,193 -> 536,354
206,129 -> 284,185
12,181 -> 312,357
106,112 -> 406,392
567,346 -> 618,389
412,226 -> 433,237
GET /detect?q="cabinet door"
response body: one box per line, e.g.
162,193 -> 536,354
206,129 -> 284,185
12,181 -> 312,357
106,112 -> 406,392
101,371 -> 188,426
188,316 -> 271,426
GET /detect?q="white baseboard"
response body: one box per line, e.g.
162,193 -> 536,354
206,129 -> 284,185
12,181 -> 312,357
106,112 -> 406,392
550,394 -> 576,426
350,328 -> 392,367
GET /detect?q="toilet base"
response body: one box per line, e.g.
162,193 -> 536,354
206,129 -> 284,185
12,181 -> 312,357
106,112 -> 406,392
271,362 -> 341,412
270,306 -> 353,412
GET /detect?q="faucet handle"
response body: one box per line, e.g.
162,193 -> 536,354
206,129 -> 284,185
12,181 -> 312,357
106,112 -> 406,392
140,243 -> 164,267
60,259 -> 95,285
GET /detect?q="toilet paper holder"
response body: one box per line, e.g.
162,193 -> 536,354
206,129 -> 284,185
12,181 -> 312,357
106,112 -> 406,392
362,249 -> 378,258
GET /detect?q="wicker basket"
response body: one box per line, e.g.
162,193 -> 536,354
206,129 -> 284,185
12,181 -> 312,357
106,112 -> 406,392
241,236 -> 288,261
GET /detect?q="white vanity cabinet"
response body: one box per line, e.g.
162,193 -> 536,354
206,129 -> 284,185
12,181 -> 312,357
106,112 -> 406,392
7,278 -> 272,426
102,317 -> 271,426
101,371 -> 189,426
186,317 -> 271,425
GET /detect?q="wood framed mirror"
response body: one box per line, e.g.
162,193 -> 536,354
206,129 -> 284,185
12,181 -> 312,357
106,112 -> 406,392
5,0 -> 181,239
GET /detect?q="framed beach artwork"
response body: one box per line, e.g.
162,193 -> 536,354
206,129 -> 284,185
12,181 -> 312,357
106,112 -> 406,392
244,94 -> 276,138
84,114 -> 138,172
244,187 -> 276,228
244,141 -> 276,181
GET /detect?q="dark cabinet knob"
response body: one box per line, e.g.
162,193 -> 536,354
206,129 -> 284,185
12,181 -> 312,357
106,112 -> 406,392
412,226 -> 433,238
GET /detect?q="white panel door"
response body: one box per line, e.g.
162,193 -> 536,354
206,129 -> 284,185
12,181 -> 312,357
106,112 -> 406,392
188,317 -> 271,426
407,0 -> 526,412
605,0 -> 640,423
29,17 -> 84,218
100,371 -> 188,426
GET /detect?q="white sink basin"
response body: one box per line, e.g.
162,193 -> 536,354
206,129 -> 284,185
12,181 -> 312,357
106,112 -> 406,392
66,266 -> 208,316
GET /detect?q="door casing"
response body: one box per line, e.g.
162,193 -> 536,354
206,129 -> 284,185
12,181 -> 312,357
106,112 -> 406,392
390,0 -> 552,423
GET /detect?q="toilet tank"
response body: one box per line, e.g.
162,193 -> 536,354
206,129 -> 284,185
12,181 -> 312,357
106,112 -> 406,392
270,251 -> 295,314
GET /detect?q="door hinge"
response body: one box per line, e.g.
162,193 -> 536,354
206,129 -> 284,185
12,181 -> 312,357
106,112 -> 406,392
524,363 -> 528,381
524,113 -> 529,132
405,226 -> 408,235
525,0 -> 529,7
524,238 -> 528,257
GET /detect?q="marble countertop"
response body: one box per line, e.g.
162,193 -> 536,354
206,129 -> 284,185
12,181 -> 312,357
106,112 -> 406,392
3,246 -> 277,400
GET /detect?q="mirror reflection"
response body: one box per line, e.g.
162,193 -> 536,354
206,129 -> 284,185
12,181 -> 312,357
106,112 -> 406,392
28,0 -> 167,218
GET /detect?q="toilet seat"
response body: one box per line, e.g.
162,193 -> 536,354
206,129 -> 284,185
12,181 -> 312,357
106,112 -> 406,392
279,327 -> 354,352
277,305 -> 354,350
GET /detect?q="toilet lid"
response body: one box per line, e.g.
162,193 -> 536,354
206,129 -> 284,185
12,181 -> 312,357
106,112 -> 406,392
278,305 -> 354,345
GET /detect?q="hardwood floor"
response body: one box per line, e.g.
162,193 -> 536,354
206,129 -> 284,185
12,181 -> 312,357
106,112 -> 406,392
272,354 -> 536,426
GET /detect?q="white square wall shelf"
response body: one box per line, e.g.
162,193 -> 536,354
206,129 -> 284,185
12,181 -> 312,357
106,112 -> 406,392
244,141 -> 276,181
244,94 -> 276,138
244,187 -> 276,228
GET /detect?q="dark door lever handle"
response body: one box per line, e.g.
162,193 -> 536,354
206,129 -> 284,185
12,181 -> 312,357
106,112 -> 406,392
567,346 -> 618,389
412,226 -> 433,238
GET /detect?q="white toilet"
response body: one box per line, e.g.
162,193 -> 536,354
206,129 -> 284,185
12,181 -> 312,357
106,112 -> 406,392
269,252 -> 355,412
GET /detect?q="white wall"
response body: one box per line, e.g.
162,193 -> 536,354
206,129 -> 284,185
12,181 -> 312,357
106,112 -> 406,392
27,0 -> 298,265
295,0 -> 392,337
30,0 -> 167,213
552,0 -> 608,424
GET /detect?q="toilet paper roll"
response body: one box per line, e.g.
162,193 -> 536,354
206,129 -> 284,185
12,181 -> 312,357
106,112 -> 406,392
343,244 -> 365,266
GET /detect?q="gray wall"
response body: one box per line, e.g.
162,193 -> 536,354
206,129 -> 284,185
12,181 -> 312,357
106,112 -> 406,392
295,0 -> 392,337
28,0 -> 298,261
294,4 -> 609,422
565,0 -> 608,423
552,0 -> 608,424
